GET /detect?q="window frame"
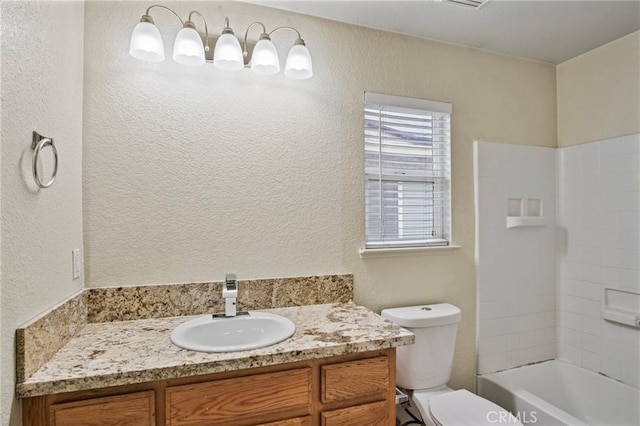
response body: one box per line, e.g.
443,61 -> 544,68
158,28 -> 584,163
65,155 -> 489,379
363,92 -> 452,250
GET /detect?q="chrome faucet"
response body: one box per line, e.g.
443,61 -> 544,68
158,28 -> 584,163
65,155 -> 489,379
223,274 -> 238,317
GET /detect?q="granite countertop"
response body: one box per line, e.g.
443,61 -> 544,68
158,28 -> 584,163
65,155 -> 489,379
17,303 -> 414,398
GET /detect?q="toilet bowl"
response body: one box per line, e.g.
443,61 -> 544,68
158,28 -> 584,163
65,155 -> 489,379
381,304 -> 522,426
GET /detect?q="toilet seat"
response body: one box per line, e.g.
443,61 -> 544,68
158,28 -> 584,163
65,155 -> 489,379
413,389 -> 523,426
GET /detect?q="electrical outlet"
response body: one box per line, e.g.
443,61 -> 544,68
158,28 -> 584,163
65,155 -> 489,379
72,249 -> 81,280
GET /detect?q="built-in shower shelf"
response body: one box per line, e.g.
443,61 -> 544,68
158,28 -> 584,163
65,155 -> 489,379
602,287 -> 640,328
506,198 -> 545,228
506,217 -> 546,228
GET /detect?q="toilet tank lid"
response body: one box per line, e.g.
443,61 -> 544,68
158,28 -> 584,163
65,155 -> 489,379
381,303 -> 461,328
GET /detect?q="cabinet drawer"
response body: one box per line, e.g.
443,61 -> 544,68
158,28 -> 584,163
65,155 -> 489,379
321,401 -> 389,426
166,367 -> 312,426
256,416 -> 312,426
49,391 -> 154,426
321,356 -> 389,403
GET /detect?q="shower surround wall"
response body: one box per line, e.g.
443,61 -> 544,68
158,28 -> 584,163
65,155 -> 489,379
474,142 -> 557,374
475,136 -> 640,388
556,133 -> 640,389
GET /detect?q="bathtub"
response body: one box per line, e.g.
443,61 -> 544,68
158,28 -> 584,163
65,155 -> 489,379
477,359 -> 640,426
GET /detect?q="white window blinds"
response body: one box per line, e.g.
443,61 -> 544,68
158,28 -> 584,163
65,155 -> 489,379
364,92 -> 452,248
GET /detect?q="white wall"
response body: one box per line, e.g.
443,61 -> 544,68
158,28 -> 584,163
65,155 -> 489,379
556,134 -> 640,388
0,1 -> 85,424
475,142 -> 557,374
82,0 -> 556,391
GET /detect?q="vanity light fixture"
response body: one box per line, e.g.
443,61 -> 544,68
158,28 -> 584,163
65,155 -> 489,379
129,4 -> 313,80
173,12 -> 208,66
213,17 -> 244,70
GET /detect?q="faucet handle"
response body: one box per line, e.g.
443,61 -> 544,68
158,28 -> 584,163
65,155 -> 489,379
223,273 -> 238,297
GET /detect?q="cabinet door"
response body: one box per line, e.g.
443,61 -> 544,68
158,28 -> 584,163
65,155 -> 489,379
321,356 -> 389,404
166,367 -> 312,426
49,391 -> 154,426
321,401 -> 389,426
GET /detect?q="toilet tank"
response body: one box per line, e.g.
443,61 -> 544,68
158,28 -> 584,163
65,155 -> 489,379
381,304 -> 461,390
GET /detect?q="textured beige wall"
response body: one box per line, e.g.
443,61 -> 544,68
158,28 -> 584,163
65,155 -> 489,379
557,30 -> 640,147
82,1 -> 556,392
0,1 -> 85,425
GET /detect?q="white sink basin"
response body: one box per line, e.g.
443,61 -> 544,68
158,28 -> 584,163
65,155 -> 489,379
170,312 -> 296,353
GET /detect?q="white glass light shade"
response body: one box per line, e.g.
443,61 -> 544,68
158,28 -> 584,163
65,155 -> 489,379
251,39 -> 280,75
129,22 -> 165,62
213,33 -> 244,70
284,44 -> 313,80
173,27 -> 205,66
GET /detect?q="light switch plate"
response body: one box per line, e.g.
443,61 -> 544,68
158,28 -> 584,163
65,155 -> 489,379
72,249 -> 81,280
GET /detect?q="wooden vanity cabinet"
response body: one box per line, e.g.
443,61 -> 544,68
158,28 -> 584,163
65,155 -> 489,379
23,348 -> 396,426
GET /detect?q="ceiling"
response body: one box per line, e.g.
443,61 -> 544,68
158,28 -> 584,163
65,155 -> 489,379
246,0 -> 640,64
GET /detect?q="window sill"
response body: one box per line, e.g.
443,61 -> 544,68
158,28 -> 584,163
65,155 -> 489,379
359,245 -> 462,259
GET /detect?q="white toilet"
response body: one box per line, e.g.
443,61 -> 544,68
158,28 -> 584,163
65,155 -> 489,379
381,304 -> 522,426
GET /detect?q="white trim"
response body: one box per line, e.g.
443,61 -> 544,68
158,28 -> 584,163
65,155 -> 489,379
365,92 -> 452,115
359,245 -> 462,259
506,217 -> 547,228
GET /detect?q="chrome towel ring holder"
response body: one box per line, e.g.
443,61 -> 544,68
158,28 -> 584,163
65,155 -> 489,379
31,131 -> 58,189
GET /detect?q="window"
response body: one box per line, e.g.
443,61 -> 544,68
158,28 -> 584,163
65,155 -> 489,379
364,92 -> 451,249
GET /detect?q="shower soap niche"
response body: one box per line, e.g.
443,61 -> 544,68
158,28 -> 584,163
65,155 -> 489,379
506,198 -> 546,228
601,287 -> 640,328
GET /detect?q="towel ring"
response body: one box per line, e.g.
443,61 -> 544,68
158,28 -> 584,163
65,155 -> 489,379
31,131 -> 58,189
